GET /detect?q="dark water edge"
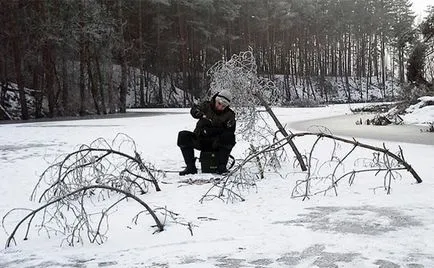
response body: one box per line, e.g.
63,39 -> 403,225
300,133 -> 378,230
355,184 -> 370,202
0,110 -> 186,125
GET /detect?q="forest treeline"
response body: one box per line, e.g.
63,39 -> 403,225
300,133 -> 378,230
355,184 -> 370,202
0,0 -> 433,120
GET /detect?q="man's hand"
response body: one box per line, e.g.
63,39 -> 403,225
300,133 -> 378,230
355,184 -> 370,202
191,104 -> 204,118
196,117 -> 211,128
196,118 -> 211,136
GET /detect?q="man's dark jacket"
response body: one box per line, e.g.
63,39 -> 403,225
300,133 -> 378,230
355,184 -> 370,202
190,99 -> 236,138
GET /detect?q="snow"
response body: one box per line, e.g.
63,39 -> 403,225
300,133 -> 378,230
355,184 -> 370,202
404,96 -> 434,125
1,103 -> 434,267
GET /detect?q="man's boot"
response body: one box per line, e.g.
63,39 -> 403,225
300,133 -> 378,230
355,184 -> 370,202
216,148 -> 231,174
179,148 -> 197,176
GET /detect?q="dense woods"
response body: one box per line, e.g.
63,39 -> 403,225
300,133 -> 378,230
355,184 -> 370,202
0,0 -> 433,120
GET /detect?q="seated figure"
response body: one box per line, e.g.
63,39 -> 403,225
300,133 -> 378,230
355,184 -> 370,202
177,90 -> 236,175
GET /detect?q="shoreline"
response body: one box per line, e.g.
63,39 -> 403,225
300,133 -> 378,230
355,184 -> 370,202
0,110 -> 186,125
289,113 -> 434,146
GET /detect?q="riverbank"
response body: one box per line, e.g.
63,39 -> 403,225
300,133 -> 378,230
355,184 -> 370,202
289,113 -> 434,146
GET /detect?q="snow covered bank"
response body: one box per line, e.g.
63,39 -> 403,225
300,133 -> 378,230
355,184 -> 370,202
288,100 -> 434,145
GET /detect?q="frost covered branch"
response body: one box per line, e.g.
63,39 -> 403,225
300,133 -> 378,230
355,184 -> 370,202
290,131 -> 422,199
3,134 -> 169,248
31,133 -> 162,203
4,185 -> 164,248
207,48 -> 306,170
201,130 -> 421,203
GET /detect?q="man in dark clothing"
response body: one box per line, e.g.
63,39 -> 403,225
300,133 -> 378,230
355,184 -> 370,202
177,90 -> 236,175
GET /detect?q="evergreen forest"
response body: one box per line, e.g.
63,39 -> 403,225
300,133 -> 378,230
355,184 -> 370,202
1,0 -> 433,120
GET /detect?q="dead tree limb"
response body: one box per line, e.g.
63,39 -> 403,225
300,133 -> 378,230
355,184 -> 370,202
4,185 -> 164,248
290,132 -> 422,184
2,135 -> 171,248
31,135 -> 162,203
254,93 -> 307,171
202,130 -> 422,203
205,49 -> 306,171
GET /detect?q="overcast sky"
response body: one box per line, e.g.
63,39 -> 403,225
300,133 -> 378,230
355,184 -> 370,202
411,0 -> 430,16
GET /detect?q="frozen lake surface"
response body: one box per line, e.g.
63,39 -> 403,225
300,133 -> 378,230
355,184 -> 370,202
289,113 -> 434,146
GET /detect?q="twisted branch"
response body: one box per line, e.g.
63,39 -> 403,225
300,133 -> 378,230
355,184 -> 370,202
4,134 -> 169,248
4,185 -> 164,248
201,130 -> 422,203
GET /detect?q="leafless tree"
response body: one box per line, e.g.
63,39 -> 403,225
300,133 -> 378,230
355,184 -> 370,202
200,125 -> 422,203
206,49 -> 307,171
3,134 -> 168,248
3,185 -> 164,248
32,133 -> 161,202
290,128 -> 422,200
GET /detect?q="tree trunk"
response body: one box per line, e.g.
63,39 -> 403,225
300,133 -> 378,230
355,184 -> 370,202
43,41 -> 55,118
380,33 -> 386,98
118,0 -> 127,113
95,52 -> 107,114
61,53 -> 69,115
107,61 -> 115,113
254,93 -> 307,172
79,0 -> 86,116
87,49 -> 100,114
12,39 -> 29,120
138,0 -> 145,107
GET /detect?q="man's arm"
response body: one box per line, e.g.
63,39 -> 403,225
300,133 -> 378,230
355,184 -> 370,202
225,118 -> 236,134
190,104 -> 203,119
201,111 -> 236,136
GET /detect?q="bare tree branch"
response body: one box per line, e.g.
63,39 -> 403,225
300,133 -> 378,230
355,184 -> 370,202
201,130 -> 422,203
31,134 -> 162,204
4,134 -> 170,248
4,185 -> 164,248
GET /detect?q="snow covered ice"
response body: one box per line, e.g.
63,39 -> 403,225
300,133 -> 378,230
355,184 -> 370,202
1,103 -> 434,267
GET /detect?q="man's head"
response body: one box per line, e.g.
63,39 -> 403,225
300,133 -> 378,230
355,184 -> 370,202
214,90 -> 232,111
